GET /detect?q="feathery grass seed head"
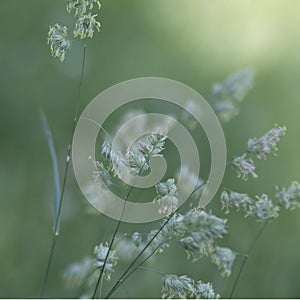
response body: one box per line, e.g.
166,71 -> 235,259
195,281 -> 220,299
211,247 -> 237,277
67,0 -> 101,16
154,179 -> 178,215
73,13 -> 101,39
232,154 -> 258,180
179,236 -> 214,261
221,190 -> 254,214
156,178 -> 177,197
93,161 -> 114,187
127,149 -> 149,175
246,194 -> 279,222
137,131 -> 168,157
94,243 -> 119,280
131,232 -> 142,247
183,209 -> 227,241
275,181 -> 300,210
158,194 -> 179,215
214,100 -> 239,123
247,125 -> 287,160
101,139 -> 112,160
147,229 -> 170,253
212,69 -> 254,122
161,274 -> 195,299
47,24 -> 71,62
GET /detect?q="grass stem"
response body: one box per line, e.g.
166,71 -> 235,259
229,222 -> 267,298
40,44 -> 86,298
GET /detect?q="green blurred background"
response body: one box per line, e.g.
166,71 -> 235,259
1,0 -> 300,298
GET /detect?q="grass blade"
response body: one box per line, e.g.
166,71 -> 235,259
40,111 -> 61,234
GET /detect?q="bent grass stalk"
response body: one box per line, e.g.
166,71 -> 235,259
106,239 -> 174,299
91,183 -> 135,299
229,222 -> 267,298
136,266 -> 166,277
105,215 -> 179,298
92,152 -> 154,298
41,44 -> 86,298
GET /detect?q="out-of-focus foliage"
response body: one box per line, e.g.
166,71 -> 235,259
1,0 -> 300,298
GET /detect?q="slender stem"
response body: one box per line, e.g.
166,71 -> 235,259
40,44 -> 86,298
92,139 -> 165,298
92,181 -> 137,298
127,243 -> 170,279
136,266 -> 165,276
92,160 -> 149,298
229,222 -> 267,299
105,181 -> 207,299
40,233 -> 57,297
99,274 -> 104,298
106,238 -> 175,298
104,220 -> 172,299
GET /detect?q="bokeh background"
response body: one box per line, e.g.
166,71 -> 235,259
1,0 -> 300,298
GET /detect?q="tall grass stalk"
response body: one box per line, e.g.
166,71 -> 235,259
41,44 -> 86,298
229,222 -> 267,298
92,153 -> 156,298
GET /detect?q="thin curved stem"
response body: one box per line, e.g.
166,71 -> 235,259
40,44 -> 86,298
229,222 -> 267,298
98,275 -> 104,299
118,242 -> 170,286
136,266 -> 165,277
104,219 -> 172,299
105,237 -> 177,299
92,155 -> 152,298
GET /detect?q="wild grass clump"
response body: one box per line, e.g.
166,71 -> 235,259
41,1 -> 300,298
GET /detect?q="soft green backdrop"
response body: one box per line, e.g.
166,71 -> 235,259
1,0 -> 300,298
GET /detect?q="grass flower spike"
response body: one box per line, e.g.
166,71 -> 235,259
195,281 -> 220,299
221,190 -> 254,214
232,154 -> 258,180
94,243 -> 119,281
47,24 -> 71,62
247,125 -> 287,159
246,194 -> 279,222
101,139 -> 112,160
156,179 -> 177,196
135,131 -> 168,159
161,275 -> 219,299
212,69 -> 254,122
161,274 -> 195,299
211,247 -> 237,277
179,236 -> 214,261
73,13 -> 101,39
179,210 -> 227,260
154,179 -> 179,215
275,181 -> 300,210
67,0 -> 101,17
127,131 -> 168,175
131,232 -> 142,247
